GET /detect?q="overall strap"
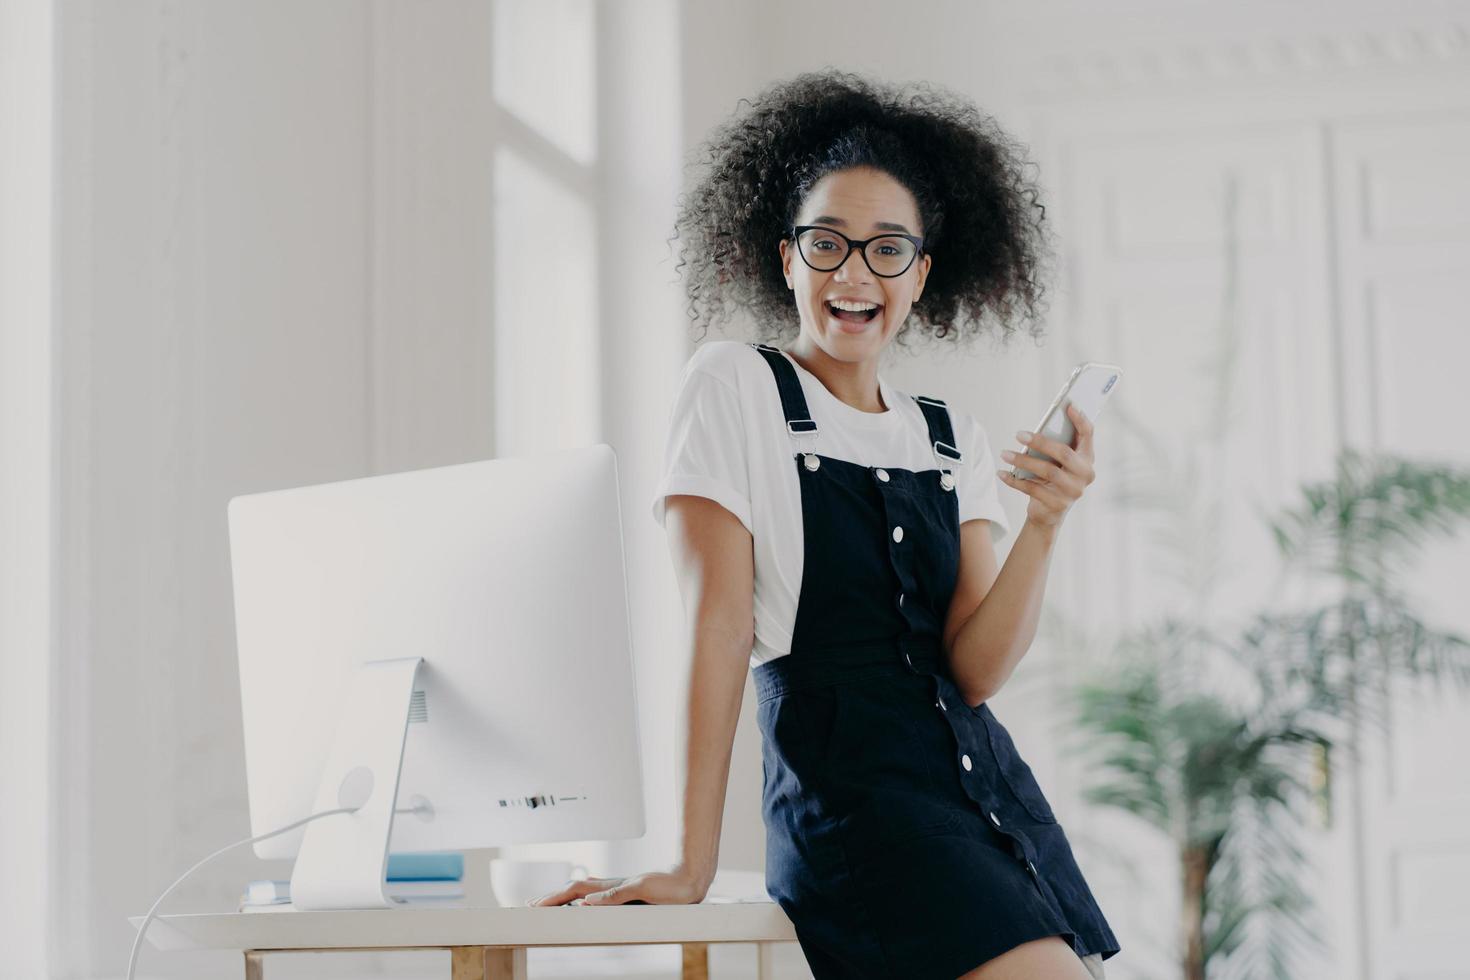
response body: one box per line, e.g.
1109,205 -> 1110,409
749,343 -> 819,438
912,395 -> 964,469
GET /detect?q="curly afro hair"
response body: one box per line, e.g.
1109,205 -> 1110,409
670,69 -> 1055,352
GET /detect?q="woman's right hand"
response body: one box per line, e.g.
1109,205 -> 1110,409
526,866 -> 711,906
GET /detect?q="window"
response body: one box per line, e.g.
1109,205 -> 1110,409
491,0 -> 599,457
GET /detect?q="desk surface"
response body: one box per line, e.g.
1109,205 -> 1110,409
130,903 -> 798,952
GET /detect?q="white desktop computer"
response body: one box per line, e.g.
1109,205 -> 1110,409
227,444 -> 646,911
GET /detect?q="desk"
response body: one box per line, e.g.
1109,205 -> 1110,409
130,903 -> 799,979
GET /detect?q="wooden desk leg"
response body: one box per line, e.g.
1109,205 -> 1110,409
451,946 -> 528,980
681,942 -> 710,980
243,951 -> 264,980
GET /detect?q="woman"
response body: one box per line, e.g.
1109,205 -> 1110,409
531,69 -> 1120,980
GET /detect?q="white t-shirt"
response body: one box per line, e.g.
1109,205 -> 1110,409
650,340 -> 1011,669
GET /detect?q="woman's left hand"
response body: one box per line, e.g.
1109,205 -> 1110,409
996,402 -> 1095,530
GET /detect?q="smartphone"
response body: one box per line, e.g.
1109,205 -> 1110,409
1011,362 -> 1121,481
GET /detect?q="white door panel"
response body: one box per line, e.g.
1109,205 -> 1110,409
1037,123 -> 1340,980
1332,112 -> 1470,980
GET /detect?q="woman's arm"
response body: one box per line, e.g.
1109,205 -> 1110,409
945,518 -> 1059,706
665,493 -> 756,889
528,493 -> 754,906
946,404 -> 1096,706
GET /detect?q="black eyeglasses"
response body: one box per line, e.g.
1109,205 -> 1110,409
790,225 -> 925,278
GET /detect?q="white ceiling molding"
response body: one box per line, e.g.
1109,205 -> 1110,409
1023,21 -> 1470,97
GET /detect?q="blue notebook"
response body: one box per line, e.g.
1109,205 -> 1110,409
386,851 -> 464,881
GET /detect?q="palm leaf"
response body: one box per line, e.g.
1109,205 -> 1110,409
1268,451 -> 1470,587
1072,447 -> 1470,978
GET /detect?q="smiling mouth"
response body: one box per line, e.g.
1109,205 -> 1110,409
826,301 -> 882,324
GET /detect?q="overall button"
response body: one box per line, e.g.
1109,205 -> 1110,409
940,472 -> 956,491
989,810 -> 1001,828
961,754 -> 972,771
875,467 -> 890,482
895,591 -> 905,608
936,695 -> 947,711
803,454 -> 820,472
904,652 -> 915,672
892,525 -> 904,543
1027,859 -> 1038,877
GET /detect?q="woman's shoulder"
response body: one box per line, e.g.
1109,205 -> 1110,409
685,339 -> 766,388
689,338 -> 755,368
666,341 -> 764,430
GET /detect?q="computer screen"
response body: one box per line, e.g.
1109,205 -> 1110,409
228,445 -> 645,882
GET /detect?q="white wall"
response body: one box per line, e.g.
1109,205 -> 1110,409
989,8 -> 1470,978
53,3 -> 380,975
39,1 -> 684,977
0,0 -> 54,977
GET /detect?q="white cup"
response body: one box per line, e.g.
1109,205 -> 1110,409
490,858 -> 590,907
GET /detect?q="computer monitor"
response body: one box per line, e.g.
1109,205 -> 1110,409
227,444 -> 645,910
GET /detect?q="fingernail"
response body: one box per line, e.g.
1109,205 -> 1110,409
1016,430 -> 1031,442
996,468 -> 1008,478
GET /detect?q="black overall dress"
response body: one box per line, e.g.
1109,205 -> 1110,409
747,343 -> 1120,979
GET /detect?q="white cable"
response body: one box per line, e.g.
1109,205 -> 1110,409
125,805 -> 355,980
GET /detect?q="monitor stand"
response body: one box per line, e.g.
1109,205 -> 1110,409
290,656 -> 424,910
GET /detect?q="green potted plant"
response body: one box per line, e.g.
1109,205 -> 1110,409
1067,449 -> 1470,980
